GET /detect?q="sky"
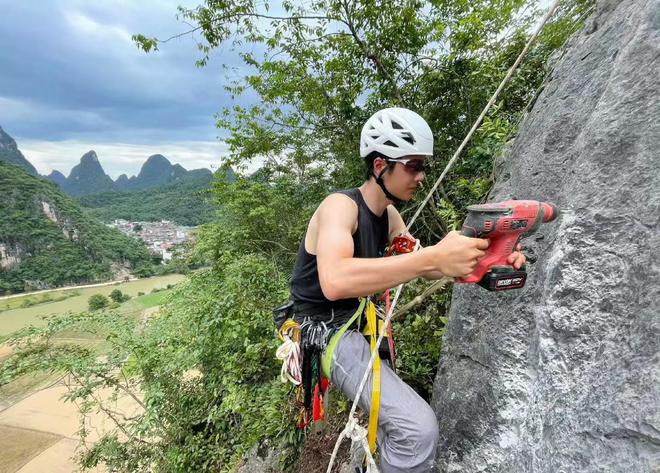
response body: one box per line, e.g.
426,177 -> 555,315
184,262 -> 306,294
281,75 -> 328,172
0,0 -> 248,178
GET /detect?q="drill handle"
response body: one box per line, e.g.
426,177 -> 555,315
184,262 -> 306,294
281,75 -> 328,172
460,207 -> 508,238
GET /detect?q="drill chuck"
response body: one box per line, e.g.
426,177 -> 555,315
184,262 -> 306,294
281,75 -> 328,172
542,202 -> 560,222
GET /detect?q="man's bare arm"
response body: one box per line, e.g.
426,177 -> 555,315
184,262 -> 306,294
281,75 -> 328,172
316,195 -> 488,300
386,205 -> 446,280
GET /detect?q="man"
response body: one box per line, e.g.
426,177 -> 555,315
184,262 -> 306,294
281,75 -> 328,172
289,108 -> 526,472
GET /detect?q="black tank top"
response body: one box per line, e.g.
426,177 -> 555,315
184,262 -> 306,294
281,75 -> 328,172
290,188 -> 389,323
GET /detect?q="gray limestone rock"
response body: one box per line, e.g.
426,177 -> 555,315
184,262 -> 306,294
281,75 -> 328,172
233,440 -> 287,473
431,0 -> 660,472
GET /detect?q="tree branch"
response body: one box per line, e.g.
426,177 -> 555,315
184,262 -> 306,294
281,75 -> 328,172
338,0 -> 403,104
392,277 -> 452,322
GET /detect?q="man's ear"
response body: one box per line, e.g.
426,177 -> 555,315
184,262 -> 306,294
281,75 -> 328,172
373,156 -> 388,175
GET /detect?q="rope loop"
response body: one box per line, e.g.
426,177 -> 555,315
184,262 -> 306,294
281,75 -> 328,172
275,338 -> 301,385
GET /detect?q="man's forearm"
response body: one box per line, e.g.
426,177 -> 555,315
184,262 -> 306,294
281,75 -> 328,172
421,269 -> 446,280
319,248 -> 436,300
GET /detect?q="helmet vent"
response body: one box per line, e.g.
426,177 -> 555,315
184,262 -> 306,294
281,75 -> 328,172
383,140 -> 398,147
391,121 -> 403,130
402,132 -> 416,145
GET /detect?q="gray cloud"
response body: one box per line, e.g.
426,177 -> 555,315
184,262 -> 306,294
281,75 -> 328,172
0,0 -> 257,174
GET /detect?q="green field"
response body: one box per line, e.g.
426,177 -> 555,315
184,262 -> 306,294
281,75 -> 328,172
0,274 -> 185,337
0,290 -> 81,312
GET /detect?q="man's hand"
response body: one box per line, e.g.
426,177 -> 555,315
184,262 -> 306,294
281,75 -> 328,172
506,243 -> 526,269
428,230 -> 490,277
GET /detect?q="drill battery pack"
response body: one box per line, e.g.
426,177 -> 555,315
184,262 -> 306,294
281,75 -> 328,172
478,266 -> 527,291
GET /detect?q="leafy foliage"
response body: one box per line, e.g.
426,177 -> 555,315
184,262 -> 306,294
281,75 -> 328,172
0,163 -> 154,295
88,294 -> 110,310
109,289 -> 131,303
0,263 -> 296,472
196,168 -> 331,270
136,0 -> 592,243
77,178 -> 215,226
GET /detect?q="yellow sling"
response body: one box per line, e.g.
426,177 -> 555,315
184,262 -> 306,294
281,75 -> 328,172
363,300 -> 381,454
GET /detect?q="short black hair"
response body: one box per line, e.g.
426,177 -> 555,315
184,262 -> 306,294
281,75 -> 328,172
364,151 -> 395,180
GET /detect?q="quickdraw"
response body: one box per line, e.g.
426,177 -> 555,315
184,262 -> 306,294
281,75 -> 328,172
276,315 -> 332,430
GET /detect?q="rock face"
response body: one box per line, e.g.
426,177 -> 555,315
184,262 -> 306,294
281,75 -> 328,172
127,154 -> 189,190
65,150 -> 117,196
0,126 -> 38,175
46,169 -> 67,187
431,1 -> 660,472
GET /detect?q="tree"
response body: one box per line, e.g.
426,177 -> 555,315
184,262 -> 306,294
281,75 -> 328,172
135,0 -> 593,243
109,289 -> 130,303
88,294 -> 109,310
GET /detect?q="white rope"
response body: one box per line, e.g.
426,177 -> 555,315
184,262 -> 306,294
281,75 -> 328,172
332,416 -> 379,473
325,1 -> 562,471
276,337 -> 302,385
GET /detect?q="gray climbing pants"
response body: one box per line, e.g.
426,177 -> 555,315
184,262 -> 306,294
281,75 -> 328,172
330,330 -> 439,473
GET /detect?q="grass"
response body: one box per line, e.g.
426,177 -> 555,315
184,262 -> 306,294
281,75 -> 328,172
0,276 -> 179,417
0,290 -> 81,313
134,290 -> 174,308
0,274 -> 185,337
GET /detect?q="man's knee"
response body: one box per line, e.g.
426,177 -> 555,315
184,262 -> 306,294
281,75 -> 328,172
413,404 -> 439,453
380,406 -> 439,473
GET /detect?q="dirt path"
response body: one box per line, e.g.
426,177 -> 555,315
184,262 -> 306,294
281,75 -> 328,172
0,278 -> 138,302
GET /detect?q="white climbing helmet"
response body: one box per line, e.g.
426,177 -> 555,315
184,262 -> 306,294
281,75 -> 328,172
360,107 -> 434,159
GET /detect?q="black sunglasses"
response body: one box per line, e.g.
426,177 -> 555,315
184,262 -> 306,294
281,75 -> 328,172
386,158 -> 426,174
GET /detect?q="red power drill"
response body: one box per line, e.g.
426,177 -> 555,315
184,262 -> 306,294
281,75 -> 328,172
455,200 -> 559,291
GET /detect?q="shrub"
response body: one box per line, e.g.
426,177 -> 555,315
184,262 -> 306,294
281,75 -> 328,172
88,294 -> 109,311
110,289 -> 132,303
109,289 -> 124,303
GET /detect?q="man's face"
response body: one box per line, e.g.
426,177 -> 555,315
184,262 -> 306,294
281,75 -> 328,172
377,155 -> 426,201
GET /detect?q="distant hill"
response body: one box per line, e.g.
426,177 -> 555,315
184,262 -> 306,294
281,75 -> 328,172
45,151 -> 219,197
0,126 -> 38,175
77,173 -> 218,226
0,162 -> 154,295
75,160 -> 235,226
119,154 -> 206,191
0,126 -> 229,225
46,169 -> 67,187
62,150 -> 117,196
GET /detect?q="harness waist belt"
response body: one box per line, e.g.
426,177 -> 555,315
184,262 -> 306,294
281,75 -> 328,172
293,300 -> 360,324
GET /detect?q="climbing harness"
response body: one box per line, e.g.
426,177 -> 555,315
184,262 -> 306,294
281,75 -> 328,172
321,299 -> 367,379
325,1 -> 563,471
